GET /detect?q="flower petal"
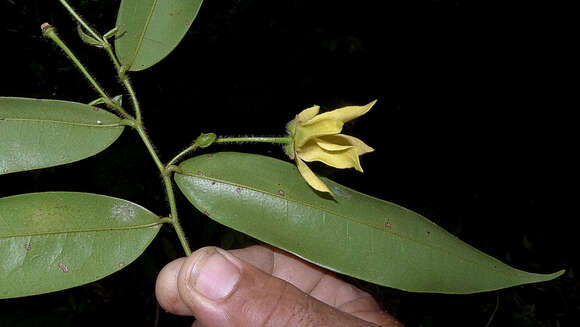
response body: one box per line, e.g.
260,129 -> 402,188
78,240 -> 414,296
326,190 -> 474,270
298,141 -> 364,172
295,119 -> 343,148
315,138 -> 352,151
295,157 -> 333,195
297,105 -> 320,123
303,100 -> 376,125
318,134 -> 374,155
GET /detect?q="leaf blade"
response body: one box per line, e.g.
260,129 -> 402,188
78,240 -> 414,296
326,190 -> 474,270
115,0 -> 203,71
0,97 -> 124,175
0,192 -> 161,299
175,152 -> 564,294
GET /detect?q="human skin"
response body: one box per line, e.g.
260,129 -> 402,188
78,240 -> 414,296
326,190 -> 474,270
156,245 -> 403,327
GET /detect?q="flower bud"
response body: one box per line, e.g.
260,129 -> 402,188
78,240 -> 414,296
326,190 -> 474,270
194,133 -> 217,148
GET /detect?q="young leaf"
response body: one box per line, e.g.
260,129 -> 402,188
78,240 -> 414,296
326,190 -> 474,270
112,95 -> 123,107
114,0 -> 204,71
0,97 -> 124,175
174,152 -> 564,294
76,24 -> 103,48
0,192 -> 161,299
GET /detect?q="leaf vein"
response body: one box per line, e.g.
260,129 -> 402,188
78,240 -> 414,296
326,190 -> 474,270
0,221 -> 162,239
3,118 -> 121,128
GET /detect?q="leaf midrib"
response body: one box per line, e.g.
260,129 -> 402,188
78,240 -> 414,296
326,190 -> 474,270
127,0 -> 160,69
178,171 -> 523,274
1,118 -> 121,128
0,221 -> 162,239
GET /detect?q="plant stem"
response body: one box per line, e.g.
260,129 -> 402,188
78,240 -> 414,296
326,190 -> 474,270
167,136 -> 290,167
58,0 -> 103,43
42,25 -> 132,119
121,76 -> 143,123
101,41 -> 142,123
104,32 -> 183,253
135,124 -> 192,256
98,28 -> 142,123
163,174 -> 192,256
54,1 -> 190,256
167,144 -> 198,167
43,27 -> 105,99
56,1 -> 136,120
162,135 -> 291,254
158,217 -> 173,224
135,125 -> 164,171
103,43 -> 122,72
215,136 -> 291,144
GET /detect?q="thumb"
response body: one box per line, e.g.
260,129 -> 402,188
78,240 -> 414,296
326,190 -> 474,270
174,246 -> 376,327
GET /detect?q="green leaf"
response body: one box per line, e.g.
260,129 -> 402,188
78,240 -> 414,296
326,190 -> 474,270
76,24 -> 103,48
0,192 -> 161,299
114,0 -> 204,71
0,97 -> 124,175
175,152 -> 564,294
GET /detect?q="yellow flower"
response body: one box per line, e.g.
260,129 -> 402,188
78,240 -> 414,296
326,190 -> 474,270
284,100 -> 376,195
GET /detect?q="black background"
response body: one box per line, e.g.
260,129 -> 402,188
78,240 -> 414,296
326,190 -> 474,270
0,0 -> 577,326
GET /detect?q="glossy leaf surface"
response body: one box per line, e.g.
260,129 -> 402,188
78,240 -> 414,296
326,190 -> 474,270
0,97 -> 124,175
175,152 -> 564,294
0,192 -> 161,299
115,0 -> 203,71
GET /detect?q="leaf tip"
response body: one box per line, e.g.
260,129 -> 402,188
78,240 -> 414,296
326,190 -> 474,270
551,269 -> 567,279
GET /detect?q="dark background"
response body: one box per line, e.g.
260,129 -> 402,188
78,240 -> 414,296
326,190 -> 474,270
0,0 -> 576,326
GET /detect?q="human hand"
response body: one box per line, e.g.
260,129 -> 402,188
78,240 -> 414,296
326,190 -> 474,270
156,245 -> 403,327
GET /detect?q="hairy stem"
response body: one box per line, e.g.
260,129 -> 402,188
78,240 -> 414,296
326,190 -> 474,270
111,38 -> 186,254
135,124 -> 192,256
99,28 -> 142,122
56,0 -> 137,120
51,1 -> 190,255
104,43 -> 122,72
135,125 -> 164,171
167,144 -> 198,167
43,26 -> 105,100
163,174 -> 192,256
58,0 -> 103,43
216,136 -> 291,144
121,76 -> 143,123
42,25 -> 132,118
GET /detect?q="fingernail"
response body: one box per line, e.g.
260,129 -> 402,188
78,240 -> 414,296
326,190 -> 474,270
189,248 -> 240,301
